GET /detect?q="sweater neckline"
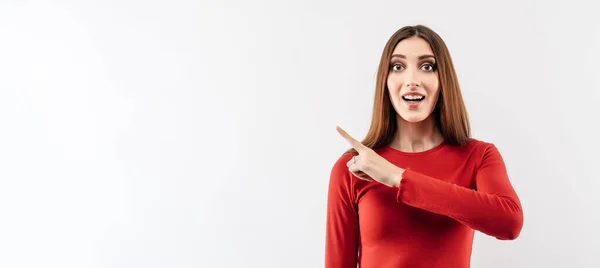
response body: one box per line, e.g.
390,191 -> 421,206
382,140 -> 448,156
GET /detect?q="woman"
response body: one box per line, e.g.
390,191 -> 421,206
325,25 -> 524,267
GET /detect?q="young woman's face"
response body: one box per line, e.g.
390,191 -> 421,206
387,36 -> 440,123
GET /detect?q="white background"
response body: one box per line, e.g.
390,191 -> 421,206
1,0 -> 598,267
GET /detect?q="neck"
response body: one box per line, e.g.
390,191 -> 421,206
390,115 -> 444,153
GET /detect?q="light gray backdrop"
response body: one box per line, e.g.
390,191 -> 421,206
1,0 -> 598,267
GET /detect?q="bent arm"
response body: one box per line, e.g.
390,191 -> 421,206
396,144 -> 523,240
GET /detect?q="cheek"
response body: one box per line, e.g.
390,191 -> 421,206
387,75 -> 404,96
387,76 -> 399,92
425,78 -> 440,99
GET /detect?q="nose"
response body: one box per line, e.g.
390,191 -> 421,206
404,69 -> 421,88
405,81 -> 420,88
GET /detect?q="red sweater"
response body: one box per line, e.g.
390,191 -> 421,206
325,139 -> 523,268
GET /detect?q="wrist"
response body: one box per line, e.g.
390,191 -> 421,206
392,168 -> 405,188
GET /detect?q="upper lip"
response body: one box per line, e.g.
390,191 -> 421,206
402,92 -> 425,97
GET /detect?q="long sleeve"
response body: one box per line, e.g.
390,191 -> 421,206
396,144 -> 524,240
325,155 -> 359,268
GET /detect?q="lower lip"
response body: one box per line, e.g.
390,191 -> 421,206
404,99 -> 424,109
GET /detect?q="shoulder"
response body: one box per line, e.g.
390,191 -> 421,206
329,152 -> 359,182
330,152 -> 355,177
457,138 -> 500,153
328,152 -> 357,197
458,138 -> 506,166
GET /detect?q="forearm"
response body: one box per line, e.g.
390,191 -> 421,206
395,169 -> 523,240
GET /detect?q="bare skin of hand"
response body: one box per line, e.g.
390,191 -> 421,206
336,126 -> 405,187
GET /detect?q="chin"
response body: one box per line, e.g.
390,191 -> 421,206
399,113 -> 429,123
391,98 -> 436,124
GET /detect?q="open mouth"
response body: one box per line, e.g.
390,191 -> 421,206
402,95 -> 425,102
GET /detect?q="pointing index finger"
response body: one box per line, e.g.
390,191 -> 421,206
336,126 -> 365,151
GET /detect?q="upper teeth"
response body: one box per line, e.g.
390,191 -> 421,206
404,95 -> 424,100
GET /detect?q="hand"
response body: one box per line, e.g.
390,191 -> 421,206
336,126 -> 405,187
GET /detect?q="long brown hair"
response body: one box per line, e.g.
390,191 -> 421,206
344,25 -> 471,155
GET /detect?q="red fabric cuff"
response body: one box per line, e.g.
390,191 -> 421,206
396,168 -> 411,203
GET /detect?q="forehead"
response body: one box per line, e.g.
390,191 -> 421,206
391,36 -> 434,58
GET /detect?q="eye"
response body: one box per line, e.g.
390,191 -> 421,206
421,63 -> 436,72
390,63 -> 404,72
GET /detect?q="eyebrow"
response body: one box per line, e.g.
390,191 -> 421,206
391,54 -> 436,60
